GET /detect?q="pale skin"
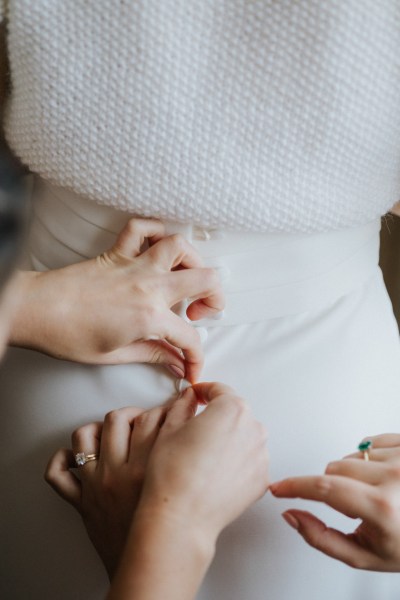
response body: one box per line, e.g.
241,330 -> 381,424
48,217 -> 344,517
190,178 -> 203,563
0,29 -> 224,383
10,218 -> 224,382
271,434 -> 400,571
45,383 -> 270,599
2,19 -> 400,597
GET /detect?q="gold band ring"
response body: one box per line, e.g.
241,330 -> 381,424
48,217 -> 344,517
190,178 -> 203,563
75,452 -> 99,467
358,440 -> 372,461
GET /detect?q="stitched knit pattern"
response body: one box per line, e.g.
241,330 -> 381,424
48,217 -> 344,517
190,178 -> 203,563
3,1 -> 400,233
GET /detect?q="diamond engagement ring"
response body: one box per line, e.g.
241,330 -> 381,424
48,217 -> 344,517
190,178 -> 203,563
75,452 -> 99,467
358,440 -> 372,461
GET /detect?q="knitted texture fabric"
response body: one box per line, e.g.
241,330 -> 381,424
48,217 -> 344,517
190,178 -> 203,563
2,0 -> 400,233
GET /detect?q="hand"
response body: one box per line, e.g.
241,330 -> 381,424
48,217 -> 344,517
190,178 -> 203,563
271,434 -> 400,571
45,404 -> 168,577
137,382 -> 270,548
45,383 -> 269,579
10,218 -> 224,382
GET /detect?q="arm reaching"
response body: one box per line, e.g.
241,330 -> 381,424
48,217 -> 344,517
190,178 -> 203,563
10,219 -> 224,382
271,434 -> 400,571
45,383 -> 270,599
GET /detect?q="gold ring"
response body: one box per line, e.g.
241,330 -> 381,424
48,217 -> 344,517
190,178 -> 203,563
75,452 -> 99,467
358,440 -> 372,461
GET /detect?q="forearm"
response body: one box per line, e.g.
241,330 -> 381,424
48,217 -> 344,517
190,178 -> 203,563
107,510 -> 215,600
8,270 -> 47,350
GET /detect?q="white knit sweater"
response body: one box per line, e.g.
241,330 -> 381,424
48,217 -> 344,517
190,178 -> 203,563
1,1 -> 400,233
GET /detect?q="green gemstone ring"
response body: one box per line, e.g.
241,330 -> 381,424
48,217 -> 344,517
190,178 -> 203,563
358,440 -> 372,461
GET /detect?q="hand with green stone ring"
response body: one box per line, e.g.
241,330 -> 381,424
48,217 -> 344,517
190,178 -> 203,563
270,434 -> 400,571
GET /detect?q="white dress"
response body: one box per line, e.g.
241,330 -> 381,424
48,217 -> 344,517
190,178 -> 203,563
1,2 -> 400,599
0,182 -> 400,600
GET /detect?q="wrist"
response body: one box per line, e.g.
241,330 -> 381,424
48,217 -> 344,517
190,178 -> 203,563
131,503 -> 217,566
8,270 -> 42,348
108,506 -> 216,600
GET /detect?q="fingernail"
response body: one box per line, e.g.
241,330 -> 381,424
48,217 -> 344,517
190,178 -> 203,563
282,512 -> 299,531
269,482 -> 280,494
167,364 -> 185,379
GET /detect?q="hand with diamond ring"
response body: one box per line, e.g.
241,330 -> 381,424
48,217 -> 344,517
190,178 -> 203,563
9,217 -> 224,382
271,434 -> 400,571
45,383 -> 270,600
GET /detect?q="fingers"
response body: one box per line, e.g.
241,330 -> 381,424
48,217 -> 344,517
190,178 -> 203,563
346,447 -> 400,463
282,510 -> 377,569
344,434 -> 400,460
100,407 -> 146,467
97,339 -> 185,378
326,459 -> 387,485
112,218 -> 165,258
270,475 -> 379,522
142,233 -> 204,271
162,313 -> 204,383
360,434 -> 400,449
129,406 -> 166,469
161,387 -> 199,433
166,268 -> 225,316
44,448 -> 82,510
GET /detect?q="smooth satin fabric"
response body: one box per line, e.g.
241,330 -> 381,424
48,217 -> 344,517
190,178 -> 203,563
1,182 -> 400,599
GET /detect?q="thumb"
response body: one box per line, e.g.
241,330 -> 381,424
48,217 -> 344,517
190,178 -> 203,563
192,381 -> 238,404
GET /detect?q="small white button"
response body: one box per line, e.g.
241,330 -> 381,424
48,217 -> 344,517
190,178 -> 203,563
175,378 -> 192,394
193,227 -> 211,241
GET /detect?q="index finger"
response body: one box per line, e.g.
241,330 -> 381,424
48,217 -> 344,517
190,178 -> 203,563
112,218 -> 165,258
142,233 -> 204,271
271,475 -> 379,523
166,268 -> 225,317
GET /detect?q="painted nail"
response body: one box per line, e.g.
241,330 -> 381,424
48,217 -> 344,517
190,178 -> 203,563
282,512 -> 299,531
167,364 -> 185,379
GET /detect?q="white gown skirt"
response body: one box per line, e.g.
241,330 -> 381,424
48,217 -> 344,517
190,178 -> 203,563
1,180 -> 400,600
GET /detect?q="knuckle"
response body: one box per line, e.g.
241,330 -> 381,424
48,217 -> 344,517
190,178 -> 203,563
71,425 -> 89,446
170,233 -> 186,251
325,461 -> 338,475
135,407 -> 164,430
126,218 -> 139,234
148,344 -> 165,365
104,409 -> 122,426
314,476 -> 332,498
134,411 -> 151,428
141,305 -> 162,332
373,493 -> 396,520
386,464 -> 400,481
